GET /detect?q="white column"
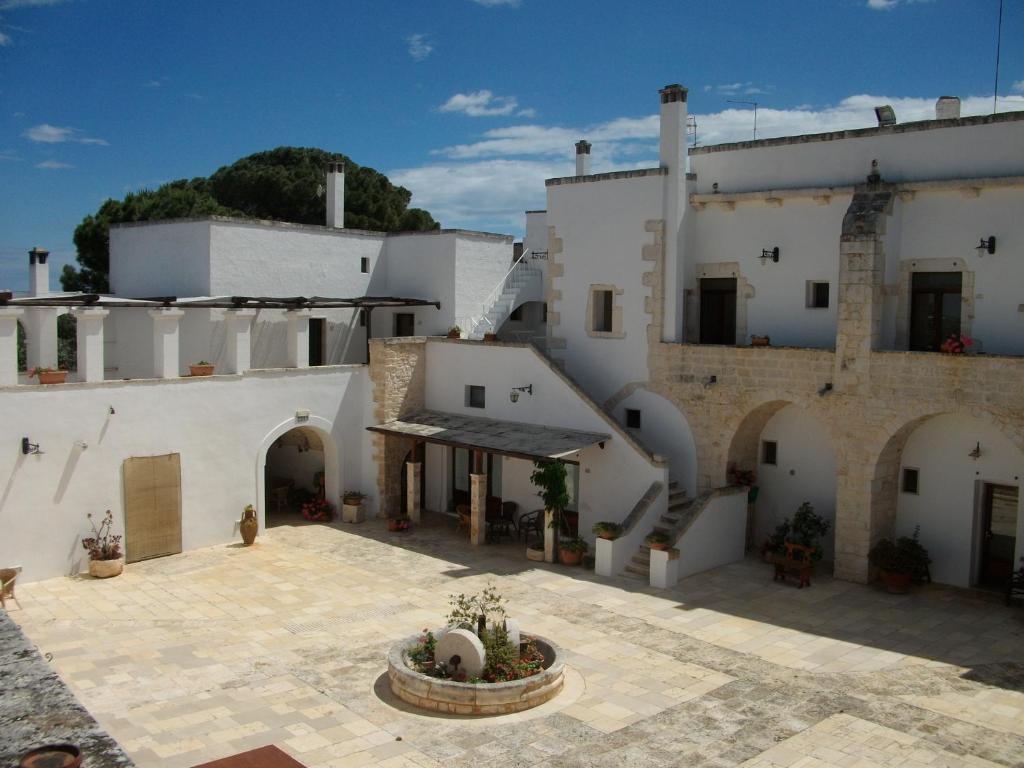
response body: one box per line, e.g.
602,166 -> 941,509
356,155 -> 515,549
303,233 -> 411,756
24,307 -> 58,371
224,309 -> 256,374
73,307 -> 109,383
149,308 -> 185,379
0,308 -> 23,386
286,309 -> 312,368
470,473 -> 487,546
659,83 -> 688,343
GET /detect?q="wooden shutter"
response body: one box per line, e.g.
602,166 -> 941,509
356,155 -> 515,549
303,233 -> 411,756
123,453 -> 182,563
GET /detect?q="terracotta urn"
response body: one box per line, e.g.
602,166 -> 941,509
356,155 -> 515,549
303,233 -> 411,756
648,541 -> 670,551
88,557 -> 123,579
558,547 -> 583,566
240,505 -> 258,546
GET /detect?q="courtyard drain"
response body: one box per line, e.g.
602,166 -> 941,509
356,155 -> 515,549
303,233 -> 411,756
283,604 -> 412,634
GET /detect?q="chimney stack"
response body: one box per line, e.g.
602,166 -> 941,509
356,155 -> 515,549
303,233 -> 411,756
28,246 -> 50,297
659,84 -> 688,173
325,161 -> 345,228
935,96 -> 960,120
575,140 -> 591,176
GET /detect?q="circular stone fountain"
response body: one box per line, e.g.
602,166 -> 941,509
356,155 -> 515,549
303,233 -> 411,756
387,629 -> 565,716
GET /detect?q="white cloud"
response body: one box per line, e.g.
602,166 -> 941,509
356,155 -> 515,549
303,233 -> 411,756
23,123 -> 107,145
36,159 -> 72,169
469,0 -> 520,6
0,0 -> 71,8
143,78 -> 168,89
439,90 -> 529,117
407,33 -> 433,61
0,29 -> 10,45
866,0 -> 932,9
0,150 -> 18,161
1013,80 -> 1024,93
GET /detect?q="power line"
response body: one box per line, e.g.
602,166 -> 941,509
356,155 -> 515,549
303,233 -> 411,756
993,0 -> 1004,114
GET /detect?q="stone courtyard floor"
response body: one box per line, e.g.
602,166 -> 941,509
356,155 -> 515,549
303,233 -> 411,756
11,512 -> 1024,768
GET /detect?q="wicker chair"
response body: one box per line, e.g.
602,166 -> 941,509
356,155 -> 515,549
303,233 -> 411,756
456,504 -> 471,536
0,566 -> 22,610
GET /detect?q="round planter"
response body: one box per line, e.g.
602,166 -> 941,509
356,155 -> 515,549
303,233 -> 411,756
596,532 -> 619,541
35,371 -> 67,385
89,557 -> 123,578
388,518 -> 410,532
647,542 -> 669,551
388,631 -> 564,716
447,331 -> 461,339
240,508 -> 258,546
881,569 -> 912,594
526,546 -> 545,562
342,502 -> 365,523
189,364 -> 215,377
558,547 -> 583,566
19,744 -> 82,768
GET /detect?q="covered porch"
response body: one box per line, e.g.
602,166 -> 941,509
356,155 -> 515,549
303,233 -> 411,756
367,409 -> 610,554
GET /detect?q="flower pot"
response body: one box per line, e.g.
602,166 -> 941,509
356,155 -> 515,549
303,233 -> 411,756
558,547 -> 583,566
189,364 -> 215,377
881,569 -> 912,594
483,332 -> 498,342
648,542 -> 669,551
597,532 -> 619,540
36,371 -> 67,385
388,518 -> 409,532
19,744 -> 82,768
751,336 -> 770,347
342,502 -> 365,523
88,557 -> 123,579
526,546 -> 545,562
240,507 -> 258,546
447,331 -> 461,339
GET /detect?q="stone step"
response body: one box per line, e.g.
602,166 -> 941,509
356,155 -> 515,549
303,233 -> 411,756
632,551 -> 650,565
624,562 -> 649,578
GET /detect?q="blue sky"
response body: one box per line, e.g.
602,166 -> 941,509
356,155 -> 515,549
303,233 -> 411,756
1,0 -> 1022,291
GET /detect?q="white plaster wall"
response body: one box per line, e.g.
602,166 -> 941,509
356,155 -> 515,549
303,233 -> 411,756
614,388 -> 697,496
499,456 -> 544,523
453,235 -> 516,331
689,198 -> 848,348
897,414 -> 1024,588
894,187 -> 1024,356
109,220 -> 212,296
754,405 -> 838,561
690,118 -> 1024,194
547,175 -> 663,404
524,210 -> 549,285
0,366 -> 373,582
384,232 -> 455,336
677,490 -> 748,579
424,341 -> 666,548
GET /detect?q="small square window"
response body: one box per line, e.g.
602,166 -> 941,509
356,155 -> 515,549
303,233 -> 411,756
466,385 -> 485,409
395,313 -> 415,337
761,440 -> 778,465
361,257 -> 369,274
901,467 -> 919,495
806,281 -> 830,308
510,305 -> 523,322
625,409 -> 642,429
592,289 -> 613,332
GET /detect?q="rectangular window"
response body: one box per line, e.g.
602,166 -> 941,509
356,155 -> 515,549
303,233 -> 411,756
358,309 -> 367,328
465,385 -> 485,409
308,318 -> 325,366
901,467 -> 919,495
394,313 -> 415,337
510,305 -> 523,322
806,281 -> 830,309
592,289 -> 613,333
360,256 -> 369,274
761,440 -> 778,466
909,271 -> 962,352
625,409 -> 642,429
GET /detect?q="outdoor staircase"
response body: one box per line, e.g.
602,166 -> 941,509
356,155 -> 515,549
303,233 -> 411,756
623,479 -> 689,580
466,253 -> 543,340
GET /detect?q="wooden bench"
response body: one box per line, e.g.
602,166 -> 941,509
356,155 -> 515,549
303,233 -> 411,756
772,542 -> 816,589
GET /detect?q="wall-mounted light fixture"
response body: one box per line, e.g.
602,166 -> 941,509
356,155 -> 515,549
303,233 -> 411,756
976,236 -> 996,255
704,375 -> 718,388
108,405 -> 116,415
759,247 -> 780,264
509,384 -> 533,403
21,437 -> 42,455
818,382 -> 833,396
968,441 -> 982,460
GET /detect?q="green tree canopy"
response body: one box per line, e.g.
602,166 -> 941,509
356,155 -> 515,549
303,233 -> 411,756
62,147 -> 439,293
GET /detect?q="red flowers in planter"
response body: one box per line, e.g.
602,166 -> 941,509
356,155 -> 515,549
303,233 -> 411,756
940,333 -> 973,354
301,498 -> 334,522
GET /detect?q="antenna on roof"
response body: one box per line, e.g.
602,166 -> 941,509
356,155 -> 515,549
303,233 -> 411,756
993,0 -> 1004,114
726,99 -> 758,140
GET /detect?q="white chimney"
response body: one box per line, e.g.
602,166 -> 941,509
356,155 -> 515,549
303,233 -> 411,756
28,246 -> 49,296
575,140 -> 591,176
325,161 -> 344,228
936,96 -> 961,120
658,83 -> 689,345
659,83 -> 688,173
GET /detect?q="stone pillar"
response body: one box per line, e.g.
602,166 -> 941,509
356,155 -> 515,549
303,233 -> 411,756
24,307 -> 58,372
224,309 -> 256,374
406,461 -> 422,523
0,308 -> 23,386
544,509 -> 556,563
149,308 -> 185,379
286,309 -> 312,368
470,473 -> 487,546
72,307 -> 109,383
649,547 -> 680,589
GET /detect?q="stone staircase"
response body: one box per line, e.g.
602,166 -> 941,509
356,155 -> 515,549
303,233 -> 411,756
623,479 -> 689,580
467,260 -> 543,340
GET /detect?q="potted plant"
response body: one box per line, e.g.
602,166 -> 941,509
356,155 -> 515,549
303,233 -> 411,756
300,497 -> 333,522
940,332 -> 974,354
29,366 -> 67,385
751,335 -> 771,347
787,502 -> 830,561
81,510 -> 123,578
447,325 -> 462,339
342,491 -> 366,523
592,521 -> 622,540
526,542 -> 545,562
189,360 -> 215,376
483,331 -> 498,342
240,504 -> 258,546
388,515 -> 411,532
530,459 -> 570,564
558,537 -> 588,566
645,530 -> 671,551
728,464 -> 759,503
869,526 -> 931,594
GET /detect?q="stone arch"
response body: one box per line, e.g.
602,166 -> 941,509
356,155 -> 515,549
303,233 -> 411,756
726,399 -> 791,476
256,415 -> 340,529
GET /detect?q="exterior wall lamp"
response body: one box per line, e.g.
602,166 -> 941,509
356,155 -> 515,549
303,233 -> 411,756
509,384 -> 533,403
818,382 -> 833,396
704,375 -> 717,388
21,437 -> 42,455
976,237 -> 996,255
759,247 -> 780,264
968,442 -> 982,460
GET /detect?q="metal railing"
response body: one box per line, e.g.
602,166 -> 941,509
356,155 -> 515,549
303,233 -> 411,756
464,249 -> 534,338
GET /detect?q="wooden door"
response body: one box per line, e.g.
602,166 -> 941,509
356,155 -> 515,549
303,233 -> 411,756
699,278 -> 737,345
123,453 -> 182,563
980,483 -> 1018,587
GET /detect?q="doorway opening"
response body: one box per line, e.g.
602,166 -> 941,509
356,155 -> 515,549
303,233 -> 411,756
264,426 -> 326,527
699,277 -> 737,345
977,483 -> 1018,589
909,272 -> 961,352
309,318 -> 326,366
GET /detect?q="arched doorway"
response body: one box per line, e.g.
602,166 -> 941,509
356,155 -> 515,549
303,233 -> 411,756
613,388 -> 697,496
257,417 -> 339,529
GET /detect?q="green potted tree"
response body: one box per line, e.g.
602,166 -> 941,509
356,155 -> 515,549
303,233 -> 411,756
530,459 -> 570,564
869,527 -> 931,594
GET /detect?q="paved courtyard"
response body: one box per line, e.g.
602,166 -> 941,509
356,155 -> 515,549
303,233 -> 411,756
11,513 -> 1024,768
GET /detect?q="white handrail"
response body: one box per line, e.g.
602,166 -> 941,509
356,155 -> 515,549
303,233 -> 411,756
466,249 -> 532,337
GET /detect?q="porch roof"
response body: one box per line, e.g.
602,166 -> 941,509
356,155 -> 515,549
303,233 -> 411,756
367,409 -> 611,463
